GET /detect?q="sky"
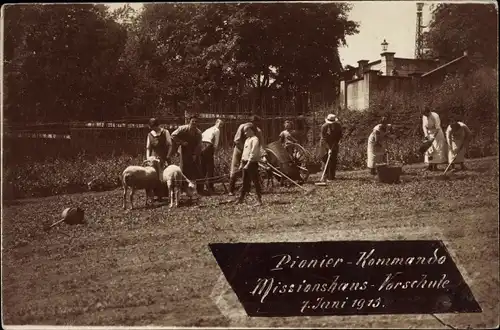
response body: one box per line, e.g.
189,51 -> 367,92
339,1 -> 433,66
106,1 -> 434,67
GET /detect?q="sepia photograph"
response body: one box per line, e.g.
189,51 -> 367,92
1,1 -> 499,328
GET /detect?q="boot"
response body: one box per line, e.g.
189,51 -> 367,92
229,175 -> 237,195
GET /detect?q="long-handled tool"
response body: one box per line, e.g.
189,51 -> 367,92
262,162 -> 315,195
44,207 -> 85,231
315,150 -> 332,186
442,144 -> 464,176
44,217 -> 66,231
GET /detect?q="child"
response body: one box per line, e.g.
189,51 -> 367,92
279,120 -> 298,153
235,124 -> 263,206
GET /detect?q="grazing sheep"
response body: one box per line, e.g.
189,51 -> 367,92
162,164 -> 197,208
122,158 -> 161,210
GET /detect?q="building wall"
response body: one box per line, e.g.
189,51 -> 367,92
344,74 -> 417,110
368,62 -> 383,73
345,78 -> 367,110
393,58 -> 438,76
419,57 -> 473,89
340,55 -> 472,111
375,76 -> 415,92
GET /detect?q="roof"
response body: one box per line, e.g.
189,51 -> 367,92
421,55 -> 468,78
367,59 -> 381,66
395,57 -> 436,62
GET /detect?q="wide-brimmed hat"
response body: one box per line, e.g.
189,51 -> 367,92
325,114 -> 337,124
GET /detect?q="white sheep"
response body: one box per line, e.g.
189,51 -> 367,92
162,164 -> 197,208
122,158 -> 161,210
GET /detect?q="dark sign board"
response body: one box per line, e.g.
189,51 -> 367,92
209,241 -> 481,317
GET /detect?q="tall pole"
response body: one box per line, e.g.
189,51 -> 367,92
415,2 -> 424,59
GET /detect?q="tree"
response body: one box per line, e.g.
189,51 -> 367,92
3,4 -> 132,123
423,3 -> 498,67
128,3 -> 358,114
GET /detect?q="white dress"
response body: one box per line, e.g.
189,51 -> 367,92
422,112 -> 447,164
367,124 -> 387,169
446,122 -> 472,163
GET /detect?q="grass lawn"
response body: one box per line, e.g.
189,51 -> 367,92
2,156 -> 498,328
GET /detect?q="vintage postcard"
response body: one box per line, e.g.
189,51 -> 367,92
1,1 -> 498,329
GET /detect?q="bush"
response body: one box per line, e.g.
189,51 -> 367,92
3,153 -> 143,199
3,148 -> 236,200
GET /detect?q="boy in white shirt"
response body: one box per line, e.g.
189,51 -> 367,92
235,124 -> 263,206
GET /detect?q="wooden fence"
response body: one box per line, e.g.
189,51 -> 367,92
3,114 -> 325,163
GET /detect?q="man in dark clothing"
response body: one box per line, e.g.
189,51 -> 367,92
170,114 -> 204,193
318,114 -> 343,181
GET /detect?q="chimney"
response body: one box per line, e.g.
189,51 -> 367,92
380,39 -> 396,76
357,60 -> 369,77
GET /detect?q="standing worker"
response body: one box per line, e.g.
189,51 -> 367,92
200,119 -> 223,194
318,114 -> 343,181
146,118 -> 172,200
367,117 -> 392,175
235,124 -> 263,206
170,114 -> 204,194
229,115 -> 267,195
422,107 -> 447,171
146,118 -> 172,169
446,120 -> 472,171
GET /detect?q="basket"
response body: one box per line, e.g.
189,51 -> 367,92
376,164 -> 402,184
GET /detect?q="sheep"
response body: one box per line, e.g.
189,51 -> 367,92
122,158 -> 161,210
162,164 -> 197,208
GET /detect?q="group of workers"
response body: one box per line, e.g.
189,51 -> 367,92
144,107 -> 472,205
366,106 -> 472,174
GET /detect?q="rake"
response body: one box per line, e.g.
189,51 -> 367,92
315,150 -> 332,187
438,144 -> 465,180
